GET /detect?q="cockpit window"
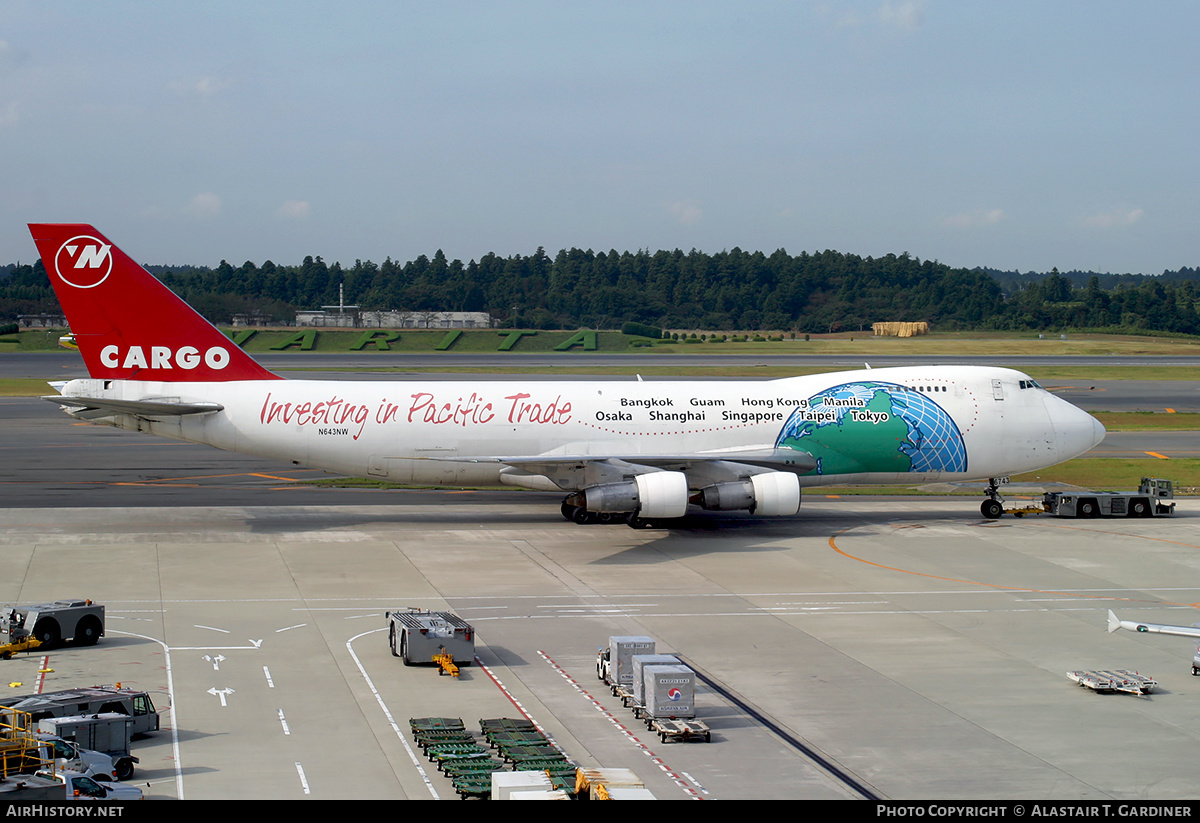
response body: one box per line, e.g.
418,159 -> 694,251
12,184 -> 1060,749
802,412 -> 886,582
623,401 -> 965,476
1018,379 -> 1043,390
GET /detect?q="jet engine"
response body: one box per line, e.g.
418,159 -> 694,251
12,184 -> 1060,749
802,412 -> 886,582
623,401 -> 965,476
691,471 -> 801,516
572,471 -> 689,518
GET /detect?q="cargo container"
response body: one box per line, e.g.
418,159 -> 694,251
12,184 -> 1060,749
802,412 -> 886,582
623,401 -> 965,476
642,664 -> 696,720
630,654 -> 681,706
596,636 -> 655,694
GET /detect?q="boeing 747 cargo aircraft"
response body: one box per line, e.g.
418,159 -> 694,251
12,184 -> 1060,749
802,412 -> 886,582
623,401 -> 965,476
29,224 -> 1105,527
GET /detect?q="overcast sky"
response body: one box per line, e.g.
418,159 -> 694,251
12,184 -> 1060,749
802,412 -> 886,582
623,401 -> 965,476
2,2 -> 1196,274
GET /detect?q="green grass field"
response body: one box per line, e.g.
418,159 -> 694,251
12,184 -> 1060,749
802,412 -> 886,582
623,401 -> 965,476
7,327 -> 1200,356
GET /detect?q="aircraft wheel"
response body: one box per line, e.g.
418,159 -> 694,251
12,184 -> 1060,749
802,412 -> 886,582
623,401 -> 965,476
626,513 -> 652,529
980,499 -> 1003,519
572,507 -> 592,525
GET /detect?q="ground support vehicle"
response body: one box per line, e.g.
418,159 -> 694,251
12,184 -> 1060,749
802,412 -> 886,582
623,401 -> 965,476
1043,478 -> 1175,518
38,714 -> 138,780
1,708 -> 51,778
1,707 -> 120,782
1002,503 -> 1047,518
575,768 -> 650,800
1,773 -> 63,801
432,650 -> 460,677
408,718 -> 505,800
34,769 -> 143,800
2,686 -> 160,737
612,683 -> 638,708
36,733 -> 123,781
0,600 -> 104,649
598,635 -> 713,742
1067,669 -> 1157,695
480,718 -> 576,796
0,636 -> 41,660
632,662 -> 712,742
386,609 -> 474,666
408,717 -> 577,799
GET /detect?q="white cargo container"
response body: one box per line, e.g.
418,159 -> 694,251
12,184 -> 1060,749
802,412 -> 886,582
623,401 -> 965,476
597,636 -> 655,691
643,664 -> 696,719
631,654 -> 681,706
604,786 -> 659,799
492,770 -> 552,800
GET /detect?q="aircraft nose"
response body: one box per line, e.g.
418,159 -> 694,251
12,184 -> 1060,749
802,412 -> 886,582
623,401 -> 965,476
1054,399 -> 1106,460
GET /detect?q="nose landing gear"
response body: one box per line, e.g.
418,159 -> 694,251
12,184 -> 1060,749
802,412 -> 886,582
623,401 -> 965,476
981,477 -> 1008,519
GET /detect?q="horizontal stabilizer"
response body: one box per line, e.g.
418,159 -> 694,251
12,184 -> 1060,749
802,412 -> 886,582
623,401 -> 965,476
44,395 -> 225,419
1107,609 -> 1200,638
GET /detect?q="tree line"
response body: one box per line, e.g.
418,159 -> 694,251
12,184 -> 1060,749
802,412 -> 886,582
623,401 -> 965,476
2,248 -> 1198,335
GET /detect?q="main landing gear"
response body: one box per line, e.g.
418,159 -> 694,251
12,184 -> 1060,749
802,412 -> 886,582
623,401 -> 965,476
561,499 -> 658,529
980,477 -> 1008,519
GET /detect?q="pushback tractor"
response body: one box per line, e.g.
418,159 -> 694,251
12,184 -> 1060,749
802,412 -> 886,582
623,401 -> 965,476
1042,477 -> 1175,518
386,609 -> 475,667
0,600 -> 104,651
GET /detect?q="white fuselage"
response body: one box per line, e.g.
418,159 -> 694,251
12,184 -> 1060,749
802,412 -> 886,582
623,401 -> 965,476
57,364 -> 1105,491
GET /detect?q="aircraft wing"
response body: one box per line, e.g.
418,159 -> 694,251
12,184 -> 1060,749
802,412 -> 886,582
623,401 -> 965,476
43,395 -> 225,421
1108,610 -> 1200,638
444,448 -> 818,475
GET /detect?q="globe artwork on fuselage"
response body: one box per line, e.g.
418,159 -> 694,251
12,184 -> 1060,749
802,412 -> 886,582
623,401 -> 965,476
775,381 -> 968,477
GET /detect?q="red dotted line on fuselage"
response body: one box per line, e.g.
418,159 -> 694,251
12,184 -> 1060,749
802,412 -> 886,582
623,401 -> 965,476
578,420 -> 771,438
903,379 -> 980,435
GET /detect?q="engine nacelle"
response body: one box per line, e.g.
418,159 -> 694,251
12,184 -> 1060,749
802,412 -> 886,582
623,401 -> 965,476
692,472 -> 801,516
579,471 -> 689,518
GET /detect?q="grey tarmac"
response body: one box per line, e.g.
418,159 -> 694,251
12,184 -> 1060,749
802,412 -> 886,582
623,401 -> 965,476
2,495 -> 1200,800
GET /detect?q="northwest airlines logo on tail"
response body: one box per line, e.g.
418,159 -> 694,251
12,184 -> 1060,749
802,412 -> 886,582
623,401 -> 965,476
29,222 -> 282,382
54,236 -> 113,289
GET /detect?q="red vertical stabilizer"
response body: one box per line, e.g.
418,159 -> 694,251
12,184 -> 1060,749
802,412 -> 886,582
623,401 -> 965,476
29,223 -> 280,382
